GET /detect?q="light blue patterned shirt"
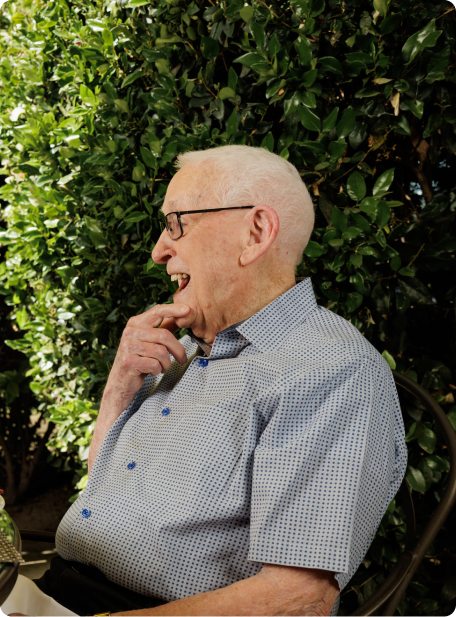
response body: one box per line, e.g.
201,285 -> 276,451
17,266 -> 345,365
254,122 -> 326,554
56,278 -> 407,613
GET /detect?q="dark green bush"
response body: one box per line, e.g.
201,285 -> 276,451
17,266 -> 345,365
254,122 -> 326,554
0,0 -> 455,612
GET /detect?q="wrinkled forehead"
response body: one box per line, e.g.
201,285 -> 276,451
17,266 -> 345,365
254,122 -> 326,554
162,162 -> 220,214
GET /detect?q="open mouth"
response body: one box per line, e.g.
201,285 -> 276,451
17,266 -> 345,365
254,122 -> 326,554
170,273 -> 190,292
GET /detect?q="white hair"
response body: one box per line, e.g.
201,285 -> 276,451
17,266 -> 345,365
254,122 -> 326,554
175,145 -> 314,267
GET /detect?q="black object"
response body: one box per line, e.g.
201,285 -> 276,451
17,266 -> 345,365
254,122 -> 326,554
19,371 -> 456,616
34,555 -> 165,616
0,518 -> 21,606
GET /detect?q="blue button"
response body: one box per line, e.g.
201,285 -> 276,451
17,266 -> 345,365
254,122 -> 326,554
82,509 -> 91,518
162,407 -> 170,416
127,462 -> 136,470
199,359 -> 208,367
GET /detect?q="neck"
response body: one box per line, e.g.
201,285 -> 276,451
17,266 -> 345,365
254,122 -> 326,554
193,267 -> 297,345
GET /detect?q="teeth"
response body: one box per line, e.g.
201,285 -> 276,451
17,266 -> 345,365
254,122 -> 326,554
170,273 -> 189,281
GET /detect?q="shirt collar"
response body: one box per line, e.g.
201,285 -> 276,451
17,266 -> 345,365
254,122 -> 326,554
187,278 -> 316,358
236,277 -> 317,353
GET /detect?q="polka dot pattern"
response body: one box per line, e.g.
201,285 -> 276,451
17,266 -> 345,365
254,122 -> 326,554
56,278 -> 407,614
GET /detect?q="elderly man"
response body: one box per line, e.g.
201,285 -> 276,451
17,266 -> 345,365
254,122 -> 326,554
34,145 -> 405,617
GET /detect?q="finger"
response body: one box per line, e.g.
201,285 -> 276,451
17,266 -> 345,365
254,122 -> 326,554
127,355 -> 170,377
134,342 -> 173,373
159,317 -> 180,333
123,327 -> 188,364
138,303 -> 191,327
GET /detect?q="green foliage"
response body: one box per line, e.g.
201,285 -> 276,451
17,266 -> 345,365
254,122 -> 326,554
0,0 -> 455,613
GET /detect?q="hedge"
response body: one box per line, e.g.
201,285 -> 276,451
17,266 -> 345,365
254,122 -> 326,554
0,0 -> 456,612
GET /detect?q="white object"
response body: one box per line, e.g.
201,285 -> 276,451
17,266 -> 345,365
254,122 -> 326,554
0,574 -> 77,616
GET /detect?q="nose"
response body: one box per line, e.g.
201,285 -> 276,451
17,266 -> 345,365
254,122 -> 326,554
152,229 -> 175,264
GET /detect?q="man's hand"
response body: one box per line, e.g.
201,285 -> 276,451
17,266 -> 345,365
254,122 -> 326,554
88,303 -> 190,472
104,303 -> 190,409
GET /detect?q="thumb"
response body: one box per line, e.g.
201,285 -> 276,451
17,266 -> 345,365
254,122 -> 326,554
159,317 -> 181,334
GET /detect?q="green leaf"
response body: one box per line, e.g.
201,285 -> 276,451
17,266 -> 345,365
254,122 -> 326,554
268,35 -> 280,60
336,107 -> 355,138
102,28 -> 113,47
140,146 -> 157,169
395,115 -> 411,136
382,350 -> 396,370
350,253 -> 363,268
219,87 -> 236,100
347,171 -> 366,202
234,52 -> 268,68
22,69 -> 42,83
127,0 -> 150,5
295,36 -> 312,67
84,216 -> 103,235
351,213 -> 371,234
284,92 -> 301,117
328,139 -> 346,163
376,200 -> 391,228
261,133 -> 274,152
124,212 -> 149,224
304,240 -> 325,257
250,21 -> 265,50
402,99 -> 424,119
226,108 -> 238,137
322,108 -> 339,133
373,168 -> 395,197
380,13 -> 402,34
301,90 -> 316,108
359,197 -> 377,217
402,19 -> 442,65
310,0 -> 324,17
201,36 -> 220,60
319,56 -> 342,75
297,106 -> 320,132
425,455 -> 450,472
398,267 -> 415,277
114,99 -> 129,114
373,0 -> 387,17
345,292 -> 363,312
423,113 -> 443,139
80,84 -> 98,107
418,427 -> 437,454
331,207 -> 347,232
426,47 -> 450,83
228,67 -> 238,91
240,5 -> 254,22
121,70 -> 143,88
132,166 -> 146,182
355,88 -> 380,98
406,466 -> 426,493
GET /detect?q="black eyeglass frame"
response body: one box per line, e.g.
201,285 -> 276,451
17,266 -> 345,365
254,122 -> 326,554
159,206 -> 255,240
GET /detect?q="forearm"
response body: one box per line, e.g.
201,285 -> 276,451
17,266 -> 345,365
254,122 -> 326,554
113,576 -> 285,616
112,566 -> 339,617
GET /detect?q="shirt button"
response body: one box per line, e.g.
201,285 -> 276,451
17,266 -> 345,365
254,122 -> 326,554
162,407 -> 170,416
127,462 -> 136,470
199,359 -> 208,367
82,509 -> 91,518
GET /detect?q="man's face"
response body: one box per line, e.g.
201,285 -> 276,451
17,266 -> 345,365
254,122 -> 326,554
151,163 -> 248,337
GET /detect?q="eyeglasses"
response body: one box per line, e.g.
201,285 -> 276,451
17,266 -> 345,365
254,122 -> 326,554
158,206 -> 255,240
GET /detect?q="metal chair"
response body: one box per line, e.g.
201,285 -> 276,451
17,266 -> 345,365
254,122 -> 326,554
19,372 -> 456,616
354,370 -> 456,616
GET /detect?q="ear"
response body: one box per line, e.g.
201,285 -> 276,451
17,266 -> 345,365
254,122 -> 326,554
239,205 -> 280,267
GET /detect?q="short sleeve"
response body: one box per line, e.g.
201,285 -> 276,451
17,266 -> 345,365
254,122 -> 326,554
248,353 -> 407,589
